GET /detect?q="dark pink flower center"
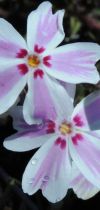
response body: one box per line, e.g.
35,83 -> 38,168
28,54 -> 41,68
16,49 -> 28,58
18,64 -> 28,75
34,44 -> 45,54
55,137 -> 66,149
46,120 -> 55,134
72,133 -> 83,145
43,56 -> 51,67
73,115 -> 84,127
34,69 -> 44,78
17,44 -> 51,76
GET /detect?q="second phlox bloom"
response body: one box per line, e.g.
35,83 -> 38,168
4,91 -> 100,202
0,1 -> 100,124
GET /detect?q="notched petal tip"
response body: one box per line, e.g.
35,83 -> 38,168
37,1 -> 52,12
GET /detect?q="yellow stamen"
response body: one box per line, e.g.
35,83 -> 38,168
59,123 -> 72,135
28,55 -> 40,67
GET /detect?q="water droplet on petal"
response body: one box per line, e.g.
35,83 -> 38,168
56,197 -> 61,202
29,181 -> 33,184
29,178 -> 35,184
43,175 -> 49,181
31,159 -> 37,165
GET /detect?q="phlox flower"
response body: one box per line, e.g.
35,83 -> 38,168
4,91 -> 100,202
0,1 -> 100,124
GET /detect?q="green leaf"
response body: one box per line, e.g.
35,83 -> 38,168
70,16 -> 81,36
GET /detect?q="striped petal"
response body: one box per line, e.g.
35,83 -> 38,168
23,71 -> 73,124
22,136 -> 71,203
72,91 -> 100,131
27,1 -> 65,52
69,132 -> 100,188
44,42 -> 100,84
0,18 -> 27,58
3,121 -> 55,152
0,65 -> 27,114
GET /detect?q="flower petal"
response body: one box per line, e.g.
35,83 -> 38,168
70,163 -> 99,199
69,132 -> 100,188
27,1 -> 65,52
60,81 -> 76,102
23,72 -> 73,125
3,121 -> 56,152
45,42 -> 100,84
72,91 -> 100,131
0,18 -> 27,52
22,136 -> 71,203
9,106 -> 31,131
0,65 -> 27,114
0,40 -> 28,59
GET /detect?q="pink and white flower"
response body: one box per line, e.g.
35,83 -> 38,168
0,1 -> 99,124
4,91 -> 100,202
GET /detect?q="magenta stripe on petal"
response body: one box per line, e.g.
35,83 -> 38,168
13,126 -> 49,139
51,51 -> 95,74
0,66 -> 26,98
71,133 -> 100,182
73,115 -> 84,127
47,46 -> 99,84
72,93 -> 100,130
34,69 -> 44,79
34,44 -> 45,54
31,141 -> 66,190
43,56 -> 51,67
18,64 -> 29,75
0,40 -> 26,58
36,9 -> 60,48
46,120 -> 55,134
72,133 -> 83,145
16,49 -> 28,58
33,76 -> 57,120
55,137 -> 67,149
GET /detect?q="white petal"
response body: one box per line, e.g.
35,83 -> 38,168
69,132 -> 100,188
23,71 -> 73,124
0,18 -> 27,48
0,65 -> 27,114
3,125 -> 56,152
44,42 -> 100,84
72,90 -> 100,131
27,1 -> 65,52
22,136 -> 71,203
